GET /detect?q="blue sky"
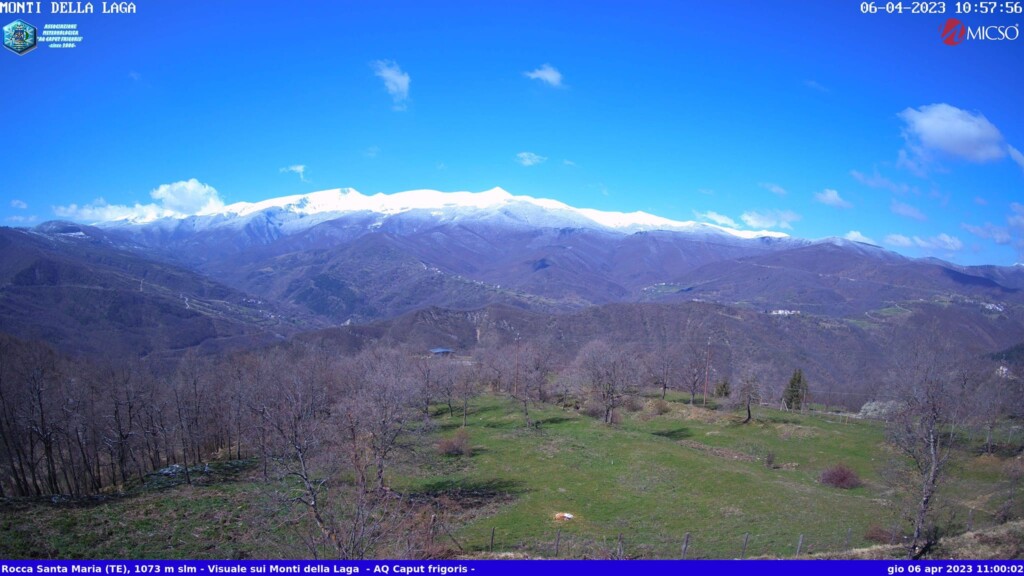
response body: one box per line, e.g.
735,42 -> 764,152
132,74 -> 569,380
2,1 -> 1023,264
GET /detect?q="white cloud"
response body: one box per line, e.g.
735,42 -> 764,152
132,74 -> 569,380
366,146 -> 380,159
885,232 -> 963,251
10,199 -> 28,209
149,179 -> 224,214
844,231 -> 876,245
279,164 -> 309,182
1010,203 -> 1024,259
759,182 -> 787,196
974,196 -> 988,206
695,210 -> 739,228
804,79 -> 829,93
815,188 -> 852,209
966,212 -> 1024,265
914,233 -> 963,251
740,209 -> 801,230
128,71 -> 141,81
53,179 -> 223,223
371,60 -> 410,110
850,169 -> 913,195
524,64 -> 563,88
5,215 -> 37,224
516,152 -> 547,166
962,222 -> 1011,245
897,103 -> 1023,174
1010,202 -> 1024,229
1009,146 -> 1024,173
896,148 -> 928,178
563,159 -> 577,167
891,199 -> 927,221
885,234 -> 914,248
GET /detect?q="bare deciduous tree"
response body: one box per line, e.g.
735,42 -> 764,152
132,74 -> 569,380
643,344 -> 685,400
885,344 -> 975,558
574,340 -> 640,425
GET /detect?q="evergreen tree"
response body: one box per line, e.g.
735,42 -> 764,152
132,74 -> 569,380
783,368 -> 808,410
714,378 -> 731,398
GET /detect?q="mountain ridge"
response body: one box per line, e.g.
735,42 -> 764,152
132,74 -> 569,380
89,186 -> 791,241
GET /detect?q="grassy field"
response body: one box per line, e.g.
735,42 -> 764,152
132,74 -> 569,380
1,393 -> 1020,559
406,395 -> 892,559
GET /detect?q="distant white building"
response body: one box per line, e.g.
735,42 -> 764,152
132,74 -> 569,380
770,309 -> 800,316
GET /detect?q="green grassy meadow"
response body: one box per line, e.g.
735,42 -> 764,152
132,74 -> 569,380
1,393 -> 1020,559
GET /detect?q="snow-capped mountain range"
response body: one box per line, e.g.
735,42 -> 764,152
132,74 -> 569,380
5,184 -> 1024,364
97,186 -> 788,241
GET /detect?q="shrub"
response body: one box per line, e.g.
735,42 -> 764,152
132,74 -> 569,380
624,395 -> 644,412
819,464 -> 862,489
437,428 -> 472,457
714,379 -> 731,398
649,399 -> 671,415
582,402 -> 605,419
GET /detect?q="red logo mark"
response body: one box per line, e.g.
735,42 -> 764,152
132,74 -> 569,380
940,18 -> 967,45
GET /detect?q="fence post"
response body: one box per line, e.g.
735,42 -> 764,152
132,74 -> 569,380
554,528 -> 561,558
681,532 -> 691,559
617,533 -> 624,559
490,527 -> 495,553
845,527 -> 852,550
795,534 -> 804,557
741,533 -> 749,558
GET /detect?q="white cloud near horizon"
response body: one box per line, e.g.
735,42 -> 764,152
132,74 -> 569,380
695,210 -> 739,228
844,231 -> 876,245
897,103 -> 1022,175
815,188 -> 852,209
885,232 -> 962,251
372,60 -> 410,110
962,222 -> 1012,245
280,164 -> 309,182
516,152 -> 547,166
915,233 -> 963,251
54,179 -> 224,223
891,199 -> 927,221
1009,203 -> 1024,259
740,209 -> 801,230
524,64 -> 563,87
885,234 -> 913,248
10,199 -> 28,209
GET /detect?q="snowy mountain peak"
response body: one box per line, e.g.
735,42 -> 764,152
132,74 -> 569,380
98,186 -> 788,241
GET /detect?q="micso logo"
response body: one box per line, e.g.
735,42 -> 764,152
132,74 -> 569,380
940,18 -> 1020,44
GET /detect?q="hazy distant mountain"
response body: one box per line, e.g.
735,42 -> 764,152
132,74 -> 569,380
0,224 -> 317,359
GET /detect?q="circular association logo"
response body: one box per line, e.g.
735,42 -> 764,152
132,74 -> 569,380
3,19 -> 37,55
940,18 -> 967,46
